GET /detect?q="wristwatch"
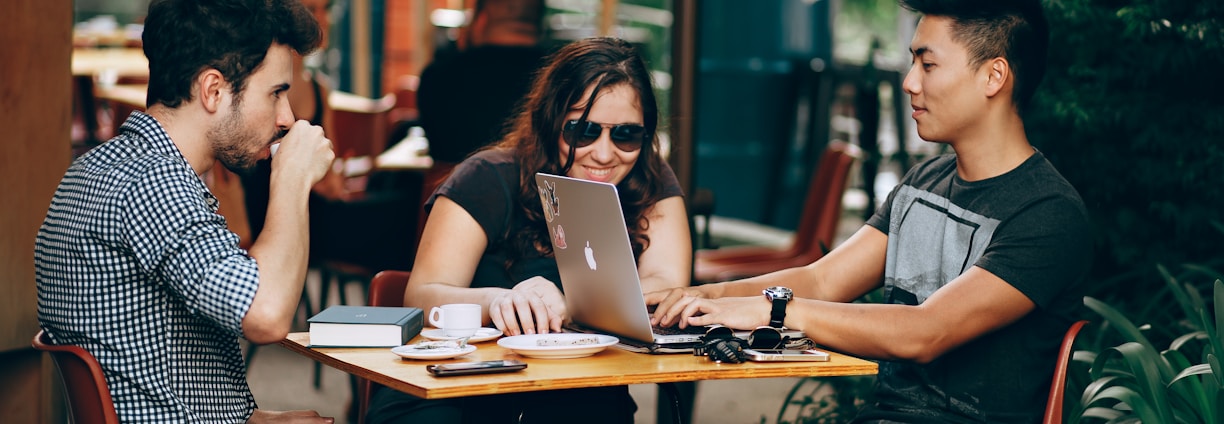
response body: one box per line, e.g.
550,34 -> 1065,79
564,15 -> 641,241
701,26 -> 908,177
762,286 -> 793,328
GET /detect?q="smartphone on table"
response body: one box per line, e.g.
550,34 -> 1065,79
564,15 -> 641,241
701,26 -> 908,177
743,349 -> 830,362
426,360 -> 528,377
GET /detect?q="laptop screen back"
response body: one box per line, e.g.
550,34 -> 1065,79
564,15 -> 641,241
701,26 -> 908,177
534,172 -> 660,344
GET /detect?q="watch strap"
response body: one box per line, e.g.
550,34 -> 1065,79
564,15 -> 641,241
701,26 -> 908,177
769,298 -> 787,328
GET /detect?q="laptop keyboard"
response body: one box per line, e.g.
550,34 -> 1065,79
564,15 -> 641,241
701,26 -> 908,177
652,325 -> 708,336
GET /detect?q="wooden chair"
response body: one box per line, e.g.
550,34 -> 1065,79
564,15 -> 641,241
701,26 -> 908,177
328,90 -> 397,195
1044,320 -> 1089,424
355,270 -> 412,424
32,330 -> 120,424
414,161 -> 457,245
387,75 -> 420,144
693,141 -> 860,283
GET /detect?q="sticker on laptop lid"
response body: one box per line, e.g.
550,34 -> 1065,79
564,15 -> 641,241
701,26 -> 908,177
552,224 -> 567,249
538,180 -> 560,222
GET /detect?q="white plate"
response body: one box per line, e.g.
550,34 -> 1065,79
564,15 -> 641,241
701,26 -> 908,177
420,327 -> 503,343
391,343 -> 477,360
496,334 -> 618,359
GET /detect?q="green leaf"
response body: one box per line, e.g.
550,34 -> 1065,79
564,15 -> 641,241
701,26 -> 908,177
1085,297 -> 1176,381
1080,406 -> 1125,421
1181,264 -> 1224,286
1081,374 -> 1131,411
1211,353 -> 1224,387
1114,343 -> 1176,422
1211,280 -> 1224,370
1085,385 -> 1162,424
1164,350 -> 1211,424
1172,364 -> 1216,382
1169,331 -> 1208,352
1159,264 -> 1201,328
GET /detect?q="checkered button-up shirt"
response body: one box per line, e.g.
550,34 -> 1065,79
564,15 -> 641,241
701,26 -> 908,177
36,112 -> 261,423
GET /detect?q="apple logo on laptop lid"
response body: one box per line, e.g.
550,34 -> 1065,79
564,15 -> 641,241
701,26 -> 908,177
584,241 -> 597,270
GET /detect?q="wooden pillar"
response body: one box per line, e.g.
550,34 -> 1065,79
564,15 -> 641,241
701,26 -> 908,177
600,0 -> 618,36
0,0 -> 74,422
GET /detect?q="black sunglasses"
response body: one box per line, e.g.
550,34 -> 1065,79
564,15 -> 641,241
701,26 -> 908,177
701,325 -> 787,350
562,120 -> 646,152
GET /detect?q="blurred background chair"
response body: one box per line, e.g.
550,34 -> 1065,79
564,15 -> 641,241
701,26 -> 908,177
32,330 -> 120,424
327,90 -> 397,197
356,270 -> 412,424
694,141 -> 860,283
412,161 -> 457,252
386,74 -> 421,147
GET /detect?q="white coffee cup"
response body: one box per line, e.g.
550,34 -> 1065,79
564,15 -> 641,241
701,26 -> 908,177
429,303 -> 482,338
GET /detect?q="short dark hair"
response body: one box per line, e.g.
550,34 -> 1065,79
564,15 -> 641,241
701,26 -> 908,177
142,0 -> 322,108
496,37 -> 667,267
900,0 -> 1048,112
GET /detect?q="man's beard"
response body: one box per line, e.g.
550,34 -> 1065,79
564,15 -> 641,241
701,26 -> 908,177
209,106 -> 282,176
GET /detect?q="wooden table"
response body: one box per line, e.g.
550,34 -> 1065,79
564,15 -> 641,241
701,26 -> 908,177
72,48 -> 148,78
281,332 -> 877,400
375,133 -> 433,171
72,48 -> 147,146
95,84 -> 147,109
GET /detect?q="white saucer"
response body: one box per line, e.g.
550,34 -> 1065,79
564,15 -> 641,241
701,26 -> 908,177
420,327 -> 503,343
391,343 -> 477,360
496,334 -> 618,359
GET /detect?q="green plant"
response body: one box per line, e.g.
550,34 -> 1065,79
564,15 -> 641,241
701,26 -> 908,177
775,290 -> 883,424
1032,0 -> 1224,276
1068,279 -> 1223,423
775,375 -> 876,424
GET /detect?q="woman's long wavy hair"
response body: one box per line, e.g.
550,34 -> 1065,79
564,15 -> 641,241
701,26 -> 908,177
492,37 -> 669,271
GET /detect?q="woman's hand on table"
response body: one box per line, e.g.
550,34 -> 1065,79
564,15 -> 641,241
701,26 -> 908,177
489,277 -> 567,336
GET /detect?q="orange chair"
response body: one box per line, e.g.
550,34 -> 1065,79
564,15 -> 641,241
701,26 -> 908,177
32,330 -> 120,424
1043,320 -> 1089,424
413,161 -> 457,247
388,75 -> 420,134
355,270 -> 412,424
694,141 -> 860,283
328,90 -> 398,196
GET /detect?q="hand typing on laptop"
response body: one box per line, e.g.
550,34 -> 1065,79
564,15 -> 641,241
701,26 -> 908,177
647,288 -> 772,331
488,276 -> 568,336
645,286 -> 710,328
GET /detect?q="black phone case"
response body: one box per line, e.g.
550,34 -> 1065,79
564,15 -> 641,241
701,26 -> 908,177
426,361 -> 527,377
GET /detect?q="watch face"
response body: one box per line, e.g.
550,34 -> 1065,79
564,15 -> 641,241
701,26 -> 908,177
765,287 -> 793,301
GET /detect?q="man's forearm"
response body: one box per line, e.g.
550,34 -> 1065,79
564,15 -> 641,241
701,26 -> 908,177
243,185 -> 312,342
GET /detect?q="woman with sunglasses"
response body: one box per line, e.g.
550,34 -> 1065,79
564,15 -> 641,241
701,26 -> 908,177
365,37 -> 691,424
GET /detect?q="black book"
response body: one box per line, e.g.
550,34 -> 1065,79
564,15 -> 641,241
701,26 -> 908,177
307,305 -> 424,347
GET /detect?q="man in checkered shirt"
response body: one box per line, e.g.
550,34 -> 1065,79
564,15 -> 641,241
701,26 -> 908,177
36,1 -> 337,422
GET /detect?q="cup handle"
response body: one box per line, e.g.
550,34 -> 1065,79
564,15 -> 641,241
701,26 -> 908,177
429,307 -> 444,328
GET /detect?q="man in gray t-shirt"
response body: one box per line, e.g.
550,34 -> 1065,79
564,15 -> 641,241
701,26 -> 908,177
645,1 -> 1091,422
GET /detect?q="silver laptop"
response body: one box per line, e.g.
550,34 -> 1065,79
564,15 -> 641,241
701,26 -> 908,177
534,173 -> 802,351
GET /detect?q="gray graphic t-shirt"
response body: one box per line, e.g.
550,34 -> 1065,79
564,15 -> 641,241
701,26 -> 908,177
857,151 -> 1091,424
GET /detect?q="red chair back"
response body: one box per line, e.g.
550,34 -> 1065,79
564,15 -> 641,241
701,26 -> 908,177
693,141 -> 860,282
787,140 -> 861,261
1043,320 -> 1089,424
32,330 -> 120,424
330,91 -> 397,160
414,161 -> 458,244
356,270 -> 412,424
